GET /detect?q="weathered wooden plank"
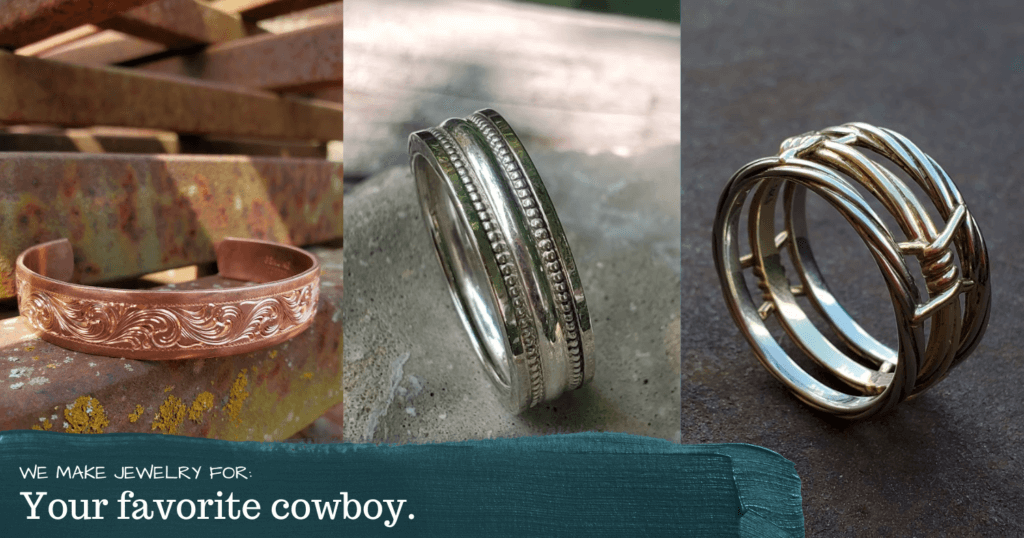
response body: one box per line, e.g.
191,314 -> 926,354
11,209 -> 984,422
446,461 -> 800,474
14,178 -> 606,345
211,0 -> 340,22
342,0 -> 680,177
0,50 -> 344,140
0,244 -> 343,440
0,0 -> 156,49
138,20 -> 342,92
0,152 -> 343,299
98,0 -> 245,48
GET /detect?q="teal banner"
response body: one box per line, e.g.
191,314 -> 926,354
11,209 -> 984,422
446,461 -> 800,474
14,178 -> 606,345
0,431 -> 802,536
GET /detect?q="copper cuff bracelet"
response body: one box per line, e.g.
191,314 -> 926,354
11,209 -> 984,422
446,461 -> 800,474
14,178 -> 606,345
409,108 -> 594,413
712,123 -> 990,419
15,238 -> 320,360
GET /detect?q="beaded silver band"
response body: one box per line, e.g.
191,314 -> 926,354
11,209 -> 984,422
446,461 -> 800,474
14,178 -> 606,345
409,109 -> 594,413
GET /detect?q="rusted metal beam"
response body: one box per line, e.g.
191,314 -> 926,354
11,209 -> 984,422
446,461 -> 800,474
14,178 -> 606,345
0,127 -> 179,153
139,20 -> 342,92
0,50 -> 344,140
178,135 -> 328,157
0,0 -> 157,49
0,128 -> 328,157
314,86 -> 341,102
211,0 -> 340,23
0,244 -> 343,440
98,0 -> 246,48
36,28 -> 165,65
21,0 -> 338,67
0,152 -> 344,299
13,23 -> 99,56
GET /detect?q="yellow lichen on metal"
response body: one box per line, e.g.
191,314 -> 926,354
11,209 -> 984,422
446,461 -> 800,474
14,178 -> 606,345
164,385 -> 175,393
269,350 -> 278,359
203,349 -> 343,442
152,395 -> 186,434
224,369 -> 250,422
128,404 -> 145,423
64,396 -> 109,434
31,418 -> 52,431
301,372 -> 313,380
25,345 -> 34,352
189,391 -> 215,422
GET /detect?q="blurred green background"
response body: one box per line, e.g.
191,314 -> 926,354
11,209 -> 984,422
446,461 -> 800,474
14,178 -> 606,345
518,0 -> 680,22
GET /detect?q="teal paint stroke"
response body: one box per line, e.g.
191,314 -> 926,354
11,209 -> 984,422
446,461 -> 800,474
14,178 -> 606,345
0,431 -> 802,537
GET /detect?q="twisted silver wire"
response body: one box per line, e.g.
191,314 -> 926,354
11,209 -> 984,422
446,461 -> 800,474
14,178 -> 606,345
712,123 -> 991,419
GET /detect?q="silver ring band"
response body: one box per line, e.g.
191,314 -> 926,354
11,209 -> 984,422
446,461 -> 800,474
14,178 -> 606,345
712,123 -> 991,419
409,109 -> 594,413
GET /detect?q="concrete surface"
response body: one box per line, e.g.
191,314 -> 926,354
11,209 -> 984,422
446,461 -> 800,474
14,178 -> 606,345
344,146 -> 681,443
681,1 -> 1024,535
341,0 -> 681,179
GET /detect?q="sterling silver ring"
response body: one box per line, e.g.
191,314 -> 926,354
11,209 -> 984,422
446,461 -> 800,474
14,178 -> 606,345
409,109 -> 594,413
712,123 -> 990,419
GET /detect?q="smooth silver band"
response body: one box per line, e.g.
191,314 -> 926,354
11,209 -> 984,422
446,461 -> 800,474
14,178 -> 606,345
410,109 -> 594,413
712,123 -> 990,419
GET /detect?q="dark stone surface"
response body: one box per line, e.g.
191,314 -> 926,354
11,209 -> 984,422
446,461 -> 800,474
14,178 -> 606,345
680,1 -> 1024,536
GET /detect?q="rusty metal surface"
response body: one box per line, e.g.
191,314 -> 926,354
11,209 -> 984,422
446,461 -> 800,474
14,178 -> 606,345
0,50 -> 344,140
98,0 -> 245,48
256,0 -> 341,34
0,0 -> 156,49
24,1 -> 338,68
0,243 -> 343,440
139,20 -> 342,92
0,128 -> 179,152
0,128 -> 328,157
37,28 -> 165,65
178,136 -> 327,157
14,23 -> 99,56
314,86 -> 341,103
0,152 -> 343,299
212,0 -> 340,22
681,1 -> 1024,535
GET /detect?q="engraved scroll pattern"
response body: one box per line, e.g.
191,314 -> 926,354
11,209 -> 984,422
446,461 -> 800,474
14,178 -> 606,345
18,281 -> 319,351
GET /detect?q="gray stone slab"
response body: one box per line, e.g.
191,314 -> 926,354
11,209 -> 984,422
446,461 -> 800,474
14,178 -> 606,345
681,0 -> 1024,535
343,146 -> 681,444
